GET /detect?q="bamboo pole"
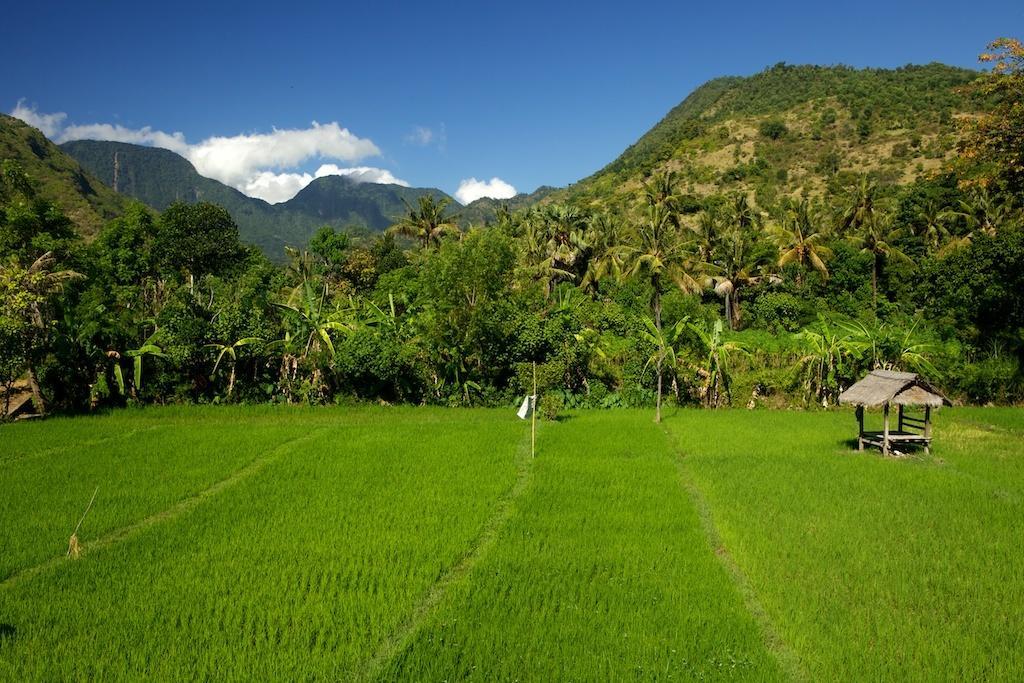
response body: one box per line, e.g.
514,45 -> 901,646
531,362 -> 537,458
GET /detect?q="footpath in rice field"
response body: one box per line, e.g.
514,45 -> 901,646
0,405 -> 1022,680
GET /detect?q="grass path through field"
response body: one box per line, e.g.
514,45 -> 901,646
359,424 -> 536,680
380,411 -> 784,680
662,409 -> 1024,680
0,426 -> 329,590
660,423 -> 810,683
0,408 -> 526,680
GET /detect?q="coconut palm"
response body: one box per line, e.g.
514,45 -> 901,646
579,212 -> 624,295
847,215 -> 914,311
620,202 -> 701,422
837,175 -> 881,237
949,188 -> 1015,237
693,208 -> 721,264
387,195 -> 461,249
771,199 -> 832,285
517,210 -> 576,297
643,170 -> 681,214
541,204 -> 592,286
640,315 -> 687,404
712,225 -> 774,330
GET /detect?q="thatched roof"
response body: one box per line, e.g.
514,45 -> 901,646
838,370 -> 950,408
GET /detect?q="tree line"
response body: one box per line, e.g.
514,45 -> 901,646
1,39 -> 1022,419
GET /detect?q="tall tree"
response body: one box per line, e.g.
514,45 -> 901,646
621,201 -> 701,422
712,223 -> 773,330
156,202 -> 244,291
847,215 -> 914,311
837,175 -> 881,237
771,199 -> 832,285
387,195 -> 460,250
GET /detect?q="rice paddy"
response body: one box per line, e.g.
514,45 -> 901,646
0,405 -> 1021,679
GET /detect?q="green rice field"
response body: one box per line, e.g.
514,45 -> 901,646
1,405 -> 1022,680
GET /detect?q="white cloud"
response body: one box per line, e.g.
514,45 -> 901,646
454,176 -> 517,204
9,102 -> 399,203
11,99 -> 67,138
186,122 -> 379,190
61,122 -> 190,155
243,164 -> 409,204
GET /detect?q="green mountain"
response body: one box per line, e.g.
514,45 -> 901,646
0,114 -> 126,237
553,62 -> 978,210
285,174 -> 452,225
60,139 -> 459,258
459,186 -> 559,224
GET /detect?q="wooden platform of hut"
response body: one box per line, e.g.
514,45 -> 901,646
838,370 -> 950,456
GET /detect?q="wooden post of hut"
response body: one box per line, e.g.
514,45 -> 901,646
856,406 -> 865,451
838,370 -> 950,456
882,402 -> 890,456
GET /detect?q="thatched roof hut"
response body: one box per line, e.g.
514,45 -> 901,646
838,370 -> 950,455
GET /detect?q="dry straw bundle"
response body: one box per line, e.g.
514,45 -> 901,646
67,486 -> 99,560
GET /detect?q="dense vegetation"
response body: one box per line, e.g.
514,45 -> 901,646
2,41 -> 1023,418
1,406 -> 1022,678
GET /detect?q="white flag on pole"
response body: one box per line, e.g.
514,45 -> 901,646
517,394 -> 536,420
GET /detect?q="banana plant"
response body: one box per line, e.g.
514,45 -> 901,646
206,337 -> 262,398
125,332 -> 166,395
686,319 -> 748,408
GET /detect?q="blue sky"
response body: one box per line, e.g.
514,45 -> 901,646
3,0 -> 1020,203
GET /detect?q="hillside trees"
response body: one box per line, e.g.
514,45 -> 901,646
958,38 -> 1024,192
156,202 -> 245,290
387,195 -> 460,249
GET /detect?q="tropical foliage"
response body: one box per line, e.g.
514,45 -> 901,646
2,40 -> 1023,419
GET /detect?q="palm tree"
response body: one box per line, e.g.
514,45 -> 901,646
579,212 -> 623,295
847,215 -> 914,311
913,200 -> 950,254
541,204 -> 592,288
949,188 -> 1015,237
693,208 -> 721,264
712,226 -> 773,330
837,175 -> 880,237
387,195 -> 461,249
771,199 -> 832,285
517,210 -> 575,298
643,170 -> 681,214
640,316 -> 687,405
620,202 -> 701,422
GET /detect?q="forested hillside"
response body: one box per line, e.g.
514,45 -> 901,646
556,63 -> 977,210
0,114 -> 125,237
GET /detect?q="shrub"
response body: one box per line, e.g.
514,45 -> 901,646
539,392 -> 565,421
759,119 -> 789,140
